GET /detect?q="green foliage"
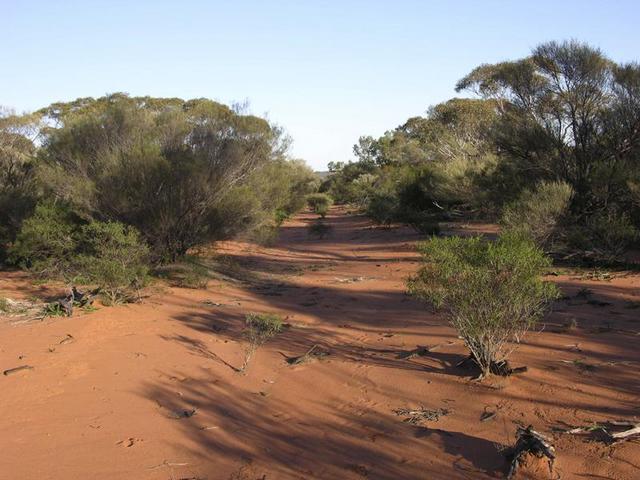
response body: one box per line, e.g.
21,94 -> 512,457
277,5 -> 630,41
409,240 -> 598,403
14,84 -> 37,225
205,159 -> 317,243
8,203 -> 78,277
409,233 -> 558,377
501,181 -> 574,249
366,193 -> 398,227
398,210 -> 441,235
568,212 -> 639,263
457,40 -> 640,216
0,110 -> 40,258
241,312 -> 283,372
77,222 -> 149,303
9,203 -> 148,303
306,193 -> 333,218
42,301 -> 68,317
36,94 -> 290,261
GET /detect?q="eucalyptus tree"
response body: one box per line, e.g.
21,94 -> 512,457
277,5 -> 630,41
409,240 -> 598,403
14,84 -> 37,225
37,94 -> 290,260
457,40 -> 640,216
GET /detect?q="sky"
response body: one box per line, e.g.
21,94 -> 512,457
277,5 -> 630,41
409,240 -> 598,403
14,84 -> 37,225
2,1 -> 639,170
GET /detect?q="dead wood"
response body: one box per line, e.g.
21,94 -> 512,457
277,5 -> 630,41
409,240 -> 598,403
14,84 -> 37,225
564,420 -> 640,443
506,425 -> 555,480
393,407 -> 450,424
285,345 -> 329,365
3,365 -> 34,376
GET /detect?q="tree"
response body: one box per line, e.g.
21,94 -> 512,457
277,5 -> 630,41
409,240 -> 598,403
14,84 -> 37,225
457,40 -> 640,216
0,109 -> 41,256
36,94 -> 288,261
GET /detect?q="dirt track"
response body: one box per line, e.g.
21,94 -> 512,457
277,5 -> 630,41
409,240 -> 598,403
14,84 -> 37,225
1,208 -> 639,479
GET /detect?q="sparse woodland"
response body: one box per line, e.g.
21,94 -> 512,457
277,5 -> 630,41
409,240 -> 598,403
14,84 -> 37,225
1,40 -> 640,479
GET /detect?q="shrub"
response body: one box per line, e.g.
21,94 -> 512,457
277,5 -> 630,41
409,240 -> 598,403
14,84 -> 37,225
397,210 -> 441,236
38,95 -> 286,262
77,222 -> 149,304
274,209 -> 289,227
306,193 -> 333,218
8,203 -> 78,277
240,313 -> 283,372
249,224 -> 280,246
366,193 -> 398,227
408,232 -> 558,378
501,181 -> 573,249
570,211 -> 639,263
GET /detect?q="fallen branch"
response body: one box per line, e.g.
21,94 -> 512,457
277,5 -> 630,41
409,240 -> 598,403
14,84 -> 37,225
3,365 -> 34,376
285,344 -> 329,365
564,420 -> 640,443
506,425 -> 555,480
393,406 -> 450,424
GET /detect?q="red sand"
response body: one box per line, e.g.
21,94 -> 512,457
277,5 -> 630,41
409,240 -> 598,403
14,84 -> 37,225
1,208 -> 638,479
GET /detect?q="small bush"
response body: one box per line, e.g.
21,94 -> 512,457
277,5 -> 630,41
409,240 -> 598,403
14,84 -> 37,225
408,232 -> 558,378
249,224 -> 280,246
570,211 -> 639,262
8,203 -> 78,277
274,209 -> 289,227
398,210 -> 441,236
501,181 -> 573,249
366,193 -> 398,227
178,264 -> 210,289
307,220 -> 332,239
306,193 -> 333,218
77,222 -> 149,304
241,313 -> 283,372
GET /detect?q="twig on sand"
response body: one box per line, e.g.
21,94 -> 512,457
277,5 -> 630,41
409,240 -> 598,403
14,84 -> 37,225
3,365 -> 34,376
285,344 -> 329,365
393,406 -> 450,424
563,420 -> 640,443
147,460 -> 190,470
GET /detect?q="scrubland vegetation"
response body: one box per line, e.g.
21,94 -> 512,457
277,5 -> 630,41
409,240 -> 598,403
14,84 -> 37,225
2,39 -> 640,479
322,40 -> 640,265
317,40 -> 640,378
0,94 -> 318,300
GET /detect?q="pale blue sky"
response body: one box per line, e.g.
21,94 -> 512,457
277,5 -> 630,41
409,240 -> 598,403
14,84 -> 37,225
2,1 -> 639,169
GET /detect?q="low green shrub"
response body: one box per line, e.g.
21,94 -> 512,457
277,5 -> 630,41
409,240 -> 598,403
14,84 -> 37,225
501,181 -> 573,249
10,204 -> 149,304
306,193 -> 333,218
77,222 -> 149,304
398,210 -> 441,235
241,313 -> 283,372
250,224 -> 280,246
408,232 -> 558,378
569,211 -> 639,263
8,203 -> 78,278
366,193 -> 398,227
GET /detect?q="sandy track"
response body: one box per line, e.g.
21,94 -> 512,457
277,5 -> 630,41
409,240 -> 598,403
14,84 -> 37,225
1,208 -> 639,479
